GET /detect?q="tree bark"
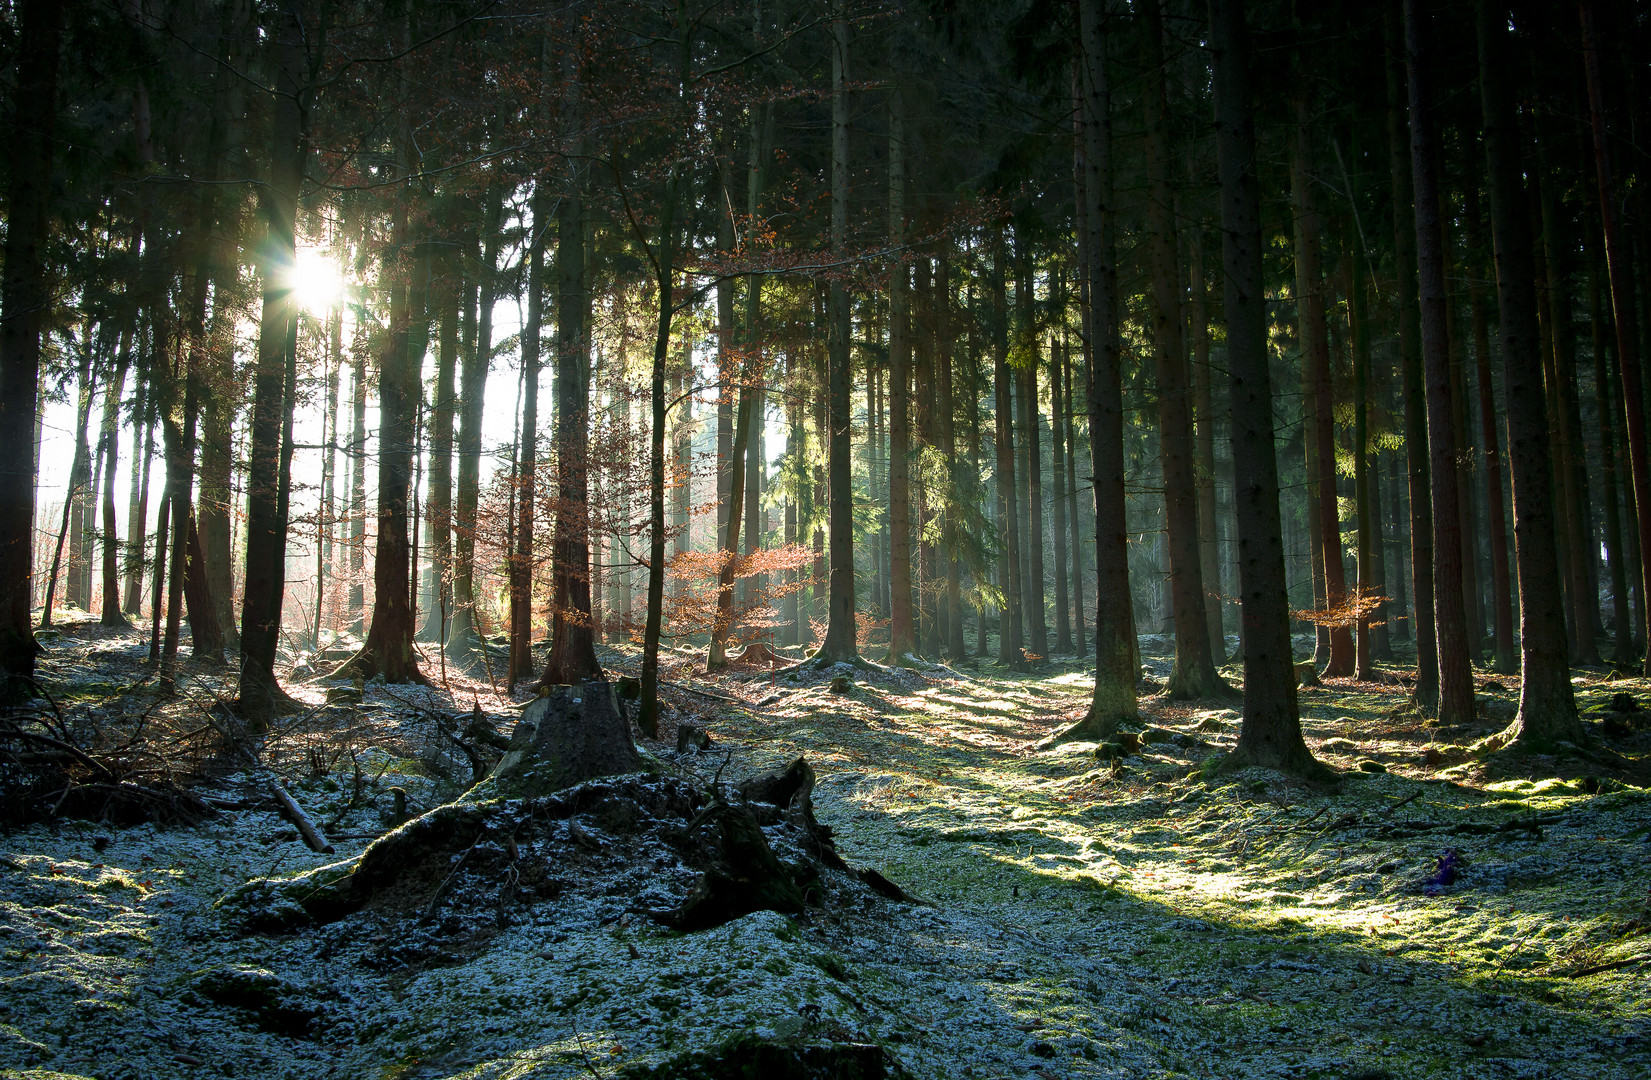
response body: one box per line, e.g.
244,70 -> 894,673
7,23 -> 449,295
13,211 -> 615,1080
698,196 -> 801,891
450,189 -> 499,662
1534,157 -> 1600,664
1478,0 -> 1582,747
236,4 -> 305,722
1385,2 -> 1436,707
1466,181 -> 1517,673
1078,0 -> 1137,733
418,271 -> 457,645
99,356 -> 129,627
639,175 -> 681,740
315,313 -> 341,648
1589,225 -> 1633,663
124,374 -> 152,619
1209,0 -> 1325,778
0,0 -> 63,686
1050,329 -> 1073,656
886,79 -> 915,663
991,229 -> 1023,668
1349,238 -> 1375,682
346,317 -> 368,636
814,1 -> 858,665
1066,331 -> 1088,658
509,184 -> 548,690
44,353 -> 94,632
66,365 -> 93,614
1016,242 -> 1049,662
1189,229 -> 1224,660
1403,0 -> 1474,724
543,130 -> 601,686
1580,0 -> 1651,676
1292,95 -> 1354,678
1139,0 -> 1222,696
342,182 -> 426,686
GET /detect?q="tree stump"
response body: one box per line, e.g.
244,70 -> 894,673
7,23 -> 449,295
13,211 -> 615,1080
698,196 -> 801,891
490,681 -> 641,797
729,642 -> 789,667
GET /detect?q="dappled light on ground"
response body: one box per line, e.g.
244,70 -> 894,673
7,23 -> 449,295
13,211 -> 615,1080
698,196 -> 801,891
2,620 -> 1647,1077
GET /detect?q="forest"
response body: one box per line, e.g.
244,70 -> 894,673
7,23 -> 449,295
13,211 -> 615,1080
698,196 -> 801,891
1,0 -> 1649,1077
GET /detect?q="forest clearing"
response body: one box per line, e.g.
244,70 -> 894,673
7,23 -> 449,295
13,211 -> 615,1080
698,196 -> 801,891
1,618 -> 1647,1080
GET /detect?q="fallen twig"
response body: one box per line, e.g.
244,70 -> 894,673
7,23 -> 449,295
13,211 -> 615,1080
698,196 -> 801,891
421,831 -> 485,924
0,723 -> 118,782
268,777 -> 334,854
16,676 -> 72,741
662,679 -> 739,704
1566,955 -> 1648,979
1379,790 -> 1424,816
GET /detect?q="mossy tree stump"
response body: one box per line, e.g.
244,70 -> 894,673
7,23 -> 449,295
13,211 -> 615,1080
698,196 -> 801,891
490,680 -> 641,797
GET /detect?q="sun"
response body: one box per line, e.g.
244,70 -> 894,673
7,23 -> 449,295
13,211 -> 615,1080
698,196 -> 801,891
288,247 -> 349,314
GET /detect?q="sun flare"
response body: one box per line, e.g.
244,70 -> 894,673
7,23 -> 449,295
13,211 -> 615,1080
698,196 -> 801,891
288,247 -> 348,314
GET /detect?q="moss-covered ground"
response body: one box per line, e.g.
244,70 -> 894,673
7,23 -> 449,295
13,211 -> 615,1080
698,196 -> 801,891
1,618 -> 1647,1079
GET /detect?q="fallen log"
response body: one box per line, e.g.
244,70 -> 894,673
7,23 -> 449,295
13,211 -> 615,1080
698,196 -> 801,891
269,778 -> 334,854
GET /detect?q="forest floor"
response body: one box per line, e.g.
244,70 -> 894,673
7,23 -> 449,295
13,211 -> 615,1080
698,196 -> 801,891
2,614 -> 1649,1080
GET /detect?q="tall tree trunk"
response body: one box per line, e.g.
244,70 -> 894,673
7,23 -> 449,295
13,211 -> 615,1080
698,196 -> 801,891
159,388 -> 205,686
1581,0 -> 1651,676
1293,94 -> 1354,678
124,373 -> 152,618
812,290 -> 827,630
419,276 -> 456,644
744,381 -> 765,617
639,171 -> 682,740
99,355 -> 129,627
509,184 -> 548,690
967,275 -> 990,660
1189,228 -> 1224,660
743,95 -> 769,629
886,79 -> 915,662
544,86 -> 604,693
315,310 -> 341,647
1066,336 -> 1088,658
1535,157 -> 1600,664
1467,181 -> 1517,672
938,254 -> 965,660
237,5 -> 305,722
1590,227 -> 1633,663
1448,299 -> 1486,658
343,172 -> 426,686
783,393 -> 801,647
1016,241 -> 1049,661
1350,237 -> 1376,681
43,353 -> 95,632
1050,329 -> 1073,655
1386,3 -> 1437,708
451,189 -> 499,662
1479,0 -> 1581,747
815,1 -> 858,664
1078,0 -> 1137,734
543,124 -> 602,686
1209,0 -> 1324,778
0,0 -> 63,684
67,363 -> 93,613
347,321 -> 368,635
991,229 -> 1023,668
1403,0 -> 1473,724
1142,0 -> 1221,696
